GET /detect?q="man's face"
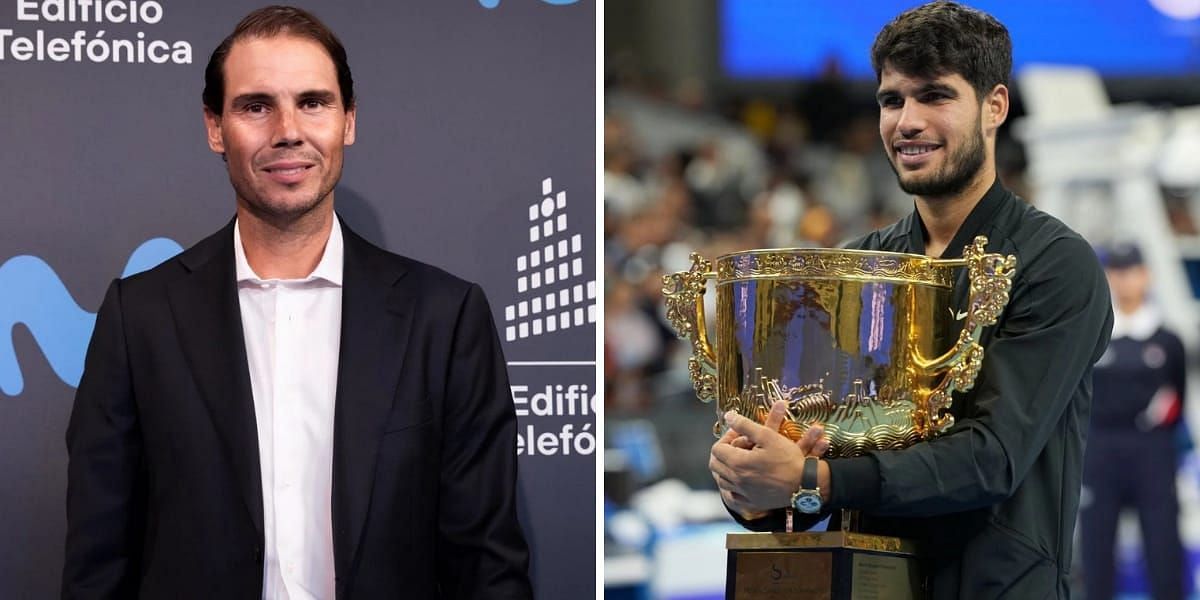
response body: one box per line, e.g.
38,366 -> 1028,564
876,67 -> 990,199
1106,265 -> 1150,308
203,35 -> 356,222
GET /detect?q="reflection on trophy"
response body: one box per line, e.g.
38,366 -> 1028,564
663,236 -> 1016,600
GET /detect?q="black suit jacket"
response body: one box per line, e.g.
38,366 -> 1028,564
62,218 -> 533,599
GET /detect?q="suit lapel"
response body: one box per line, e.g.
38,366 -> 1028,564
166,220 -> 264,538
331,223 -> 413,582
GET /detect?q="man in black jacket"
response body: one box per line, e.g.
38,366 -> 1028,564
61,6 -> 532,598
709,2 -> 1113,598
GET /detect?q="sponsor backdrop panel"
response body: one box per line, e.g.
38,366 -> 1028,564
0,0 -> 595,597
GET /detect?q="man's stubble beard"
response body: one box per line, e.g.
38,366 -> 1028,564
231,167 -> 341,228
889,116 -> 986,199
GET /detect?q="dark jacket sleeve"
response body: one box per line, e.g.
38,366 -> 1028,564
827,237 -> 1113,516
1168,330 -> 1187,427
62,280 -> 145,599
435,284 -> 533,599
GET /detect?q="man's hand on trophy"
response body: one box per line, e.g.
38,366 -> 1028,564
729,401 -> 829,456
710,403 -> 830,514
711,401 -> 796,519
712,425 -> 776,520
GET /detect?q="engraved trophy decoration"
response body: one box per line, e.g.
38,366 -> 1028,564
663,236 -> 1015,600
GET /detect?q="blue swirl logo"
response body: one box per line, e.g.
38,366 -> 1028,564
478,0 -> 578,8
0,238 -> 182,396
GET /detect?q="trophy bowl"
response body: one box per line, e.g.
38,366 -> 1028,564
663,236 -> 1016,458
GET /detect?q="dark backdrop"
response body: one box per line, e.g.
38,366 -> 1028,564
0,1 -> 595,597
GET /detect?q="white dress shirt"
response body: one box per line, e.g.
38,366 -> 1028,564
234,217 -> 343,600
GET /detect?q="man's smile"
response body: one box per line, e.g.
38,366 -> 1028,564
260,161 -> 315,184
893,140 -> 942,166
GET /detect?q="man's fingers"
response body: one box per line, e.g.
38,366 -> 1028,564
713,471 -> 740,494
721,489 -> 773,522
709,446 -> 736,478
796,423 -> 826,453
762,400 -> 788,435
813,438 -> 830,457
804,424 -> 825,444
711,428 -> 741,461
710,442 -> 740,472
724,410 -> 783,448
719,487 -> 752,514
716,426 -> 740,445
732,435 -> 753,450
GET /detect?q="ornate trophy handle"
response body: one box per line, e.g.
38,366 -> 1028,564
662,253 -> 718,403
915,236 -> 1017,434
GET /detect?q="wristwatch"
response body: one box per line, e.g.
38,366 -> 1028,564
790,456 -> 823,514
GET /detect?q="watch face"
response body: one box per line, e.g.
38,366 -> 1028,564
794,493 -> 822,514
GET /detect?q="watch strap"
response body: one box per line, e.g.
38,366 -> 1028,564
801,456 -> 819,490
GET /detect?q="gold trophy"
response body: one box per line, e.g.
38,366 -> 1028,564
663,236 -> 1016,600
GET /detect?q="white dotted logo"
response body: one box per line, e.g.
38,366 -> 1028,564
503,177 -> 596,342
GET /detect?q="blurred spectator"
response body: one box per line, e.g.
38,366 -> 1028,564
798,55 -> 854,145
605,116 -> 650,219
1082,243 -> 1188,600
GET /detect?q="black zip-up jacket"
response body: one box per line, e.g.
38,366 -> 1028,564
734,180 -> 1114,599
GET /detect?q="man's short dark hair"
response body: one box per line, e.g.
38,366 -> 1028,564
202,5 -> 354,116
871,1 -> 1011,101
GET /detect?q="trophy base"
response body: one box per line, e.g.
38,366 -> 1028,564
726,531 -> 925,600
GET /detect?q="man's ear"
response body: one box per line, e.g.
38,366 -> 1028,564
984,83 -> 1009,134
343,106 -> 357,146
203,107 -> 225,155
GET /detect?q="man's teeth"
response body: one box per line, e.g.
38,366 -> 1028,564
899,146 -> 936,156
271,167 -> 306,175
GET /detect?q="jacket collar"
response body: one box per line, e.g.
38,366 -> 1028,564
906,178 -> 1010,258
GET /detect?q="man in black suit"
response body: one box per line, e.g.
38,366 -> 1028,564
61,6 -> 532,599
